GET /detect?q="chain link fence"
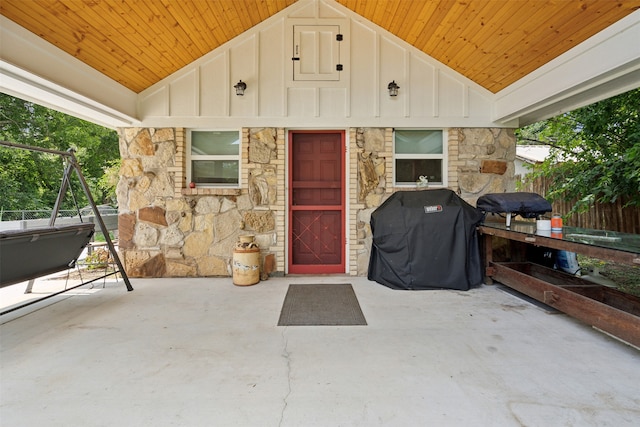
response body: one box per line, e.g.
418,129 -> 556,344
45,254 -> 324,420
0,210 -> 80,221
0,208 -> 119,236
1,206 -> 118,222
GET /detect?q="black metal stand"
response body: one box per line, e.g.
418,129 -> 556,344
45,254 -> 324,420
0,140 -> 133,298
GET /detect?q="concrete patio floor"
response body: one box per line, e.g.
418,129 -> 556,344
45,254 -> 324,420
1,275 -> 639,426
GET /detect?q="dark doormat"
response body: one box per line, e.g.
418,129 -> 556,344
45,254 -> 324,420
278,284 -> 367,326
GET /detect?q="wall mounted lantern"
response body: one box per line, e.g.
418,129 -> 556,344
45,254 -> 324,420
387,80 -> 400,97
234,80 -> 247,96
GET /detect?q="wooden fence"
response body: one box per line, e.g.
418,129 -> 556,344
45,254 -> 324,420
520,176 -> 640,234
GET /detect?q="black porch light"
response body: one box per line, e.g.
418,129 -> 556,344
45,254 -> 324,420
387,80 -> 400,97
234,80 -> 247,96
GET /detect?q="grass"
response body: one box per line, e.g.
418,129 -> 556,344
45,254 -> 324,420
93,231 -> 116,242
577,255 -> 640,297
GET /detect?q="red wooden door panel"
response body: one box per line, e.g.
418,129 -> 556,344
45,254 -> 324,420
289,131 -> 345,274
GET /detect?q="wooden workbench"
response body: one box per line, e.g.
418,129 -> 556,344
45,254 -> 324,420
478,222 -> 640,347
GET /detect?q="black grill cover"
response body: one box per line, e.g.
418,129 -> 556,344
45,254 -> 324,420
368,189 -> 484,290
476,192 -> 551,218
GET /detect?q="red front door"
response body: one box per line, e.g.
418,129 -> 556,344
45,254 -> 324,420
289,131 -> 345,274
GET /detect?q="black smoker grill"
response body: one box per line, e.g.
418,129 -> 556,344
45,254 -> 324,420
476,192 -> 552,226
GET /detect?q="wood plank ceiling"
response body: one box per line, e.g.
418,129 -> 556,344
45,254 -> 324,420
1,0 -> 639,94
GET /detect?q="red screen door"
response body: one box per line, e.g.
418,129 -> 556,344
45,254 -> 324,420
289,131 -> 345,274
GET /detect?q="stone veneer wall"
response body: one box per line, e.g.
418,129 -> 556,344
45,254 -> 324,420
116,127 -> 286,278
349,127 -> 515,276
116,126 -> 514,278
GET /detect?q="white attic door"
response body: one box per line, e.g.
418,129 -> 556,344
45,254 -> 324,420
293,25 -> 341,81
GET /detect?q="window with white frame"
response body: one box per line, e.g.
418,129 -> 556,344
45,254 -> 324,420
394,129 -> 446,186
188,130 -> 240,186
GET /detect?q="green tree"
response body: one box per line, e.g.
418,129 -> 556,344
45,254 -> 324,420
0,94 -> 120,212
517,88 -> 640,214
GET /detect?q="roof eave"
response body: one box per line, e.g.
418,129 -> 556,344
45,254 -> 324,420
0,16 -> 139,129
493,9 -> 640,126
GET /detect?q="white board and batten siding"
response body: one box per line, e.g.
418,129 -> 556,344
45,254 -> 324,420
138,0 -> 506,129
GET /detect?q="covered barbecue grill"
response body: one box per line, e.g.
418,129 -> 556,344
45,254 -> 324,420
368,189 -> 484,290
476,192 -> 552,226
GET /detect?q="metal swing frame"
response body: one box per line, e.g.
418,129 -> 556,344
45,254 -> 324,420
0,140 -> 132,315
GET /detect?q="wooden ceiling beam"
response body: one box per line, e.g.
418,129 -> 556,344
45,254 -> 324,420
398,1 -> 440,46
450,1 -> 558,91
430,0 -> 508,65
387,0 -> 428,42
63,1 -> 168,87
377,0 -> 402,30
495,2 -> 634,92
1,0 -> 638,94
411,0 -> 460,54
123,2 -> 193,63
2,1 -> 158,92
163,0 -> 215,56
